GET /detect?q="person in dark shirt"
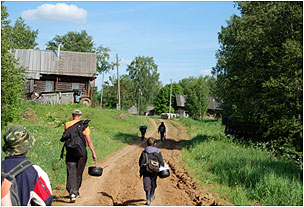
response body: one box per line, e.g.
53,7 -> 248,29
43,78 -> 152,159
139,138 -> 164,205
158,122 -> 166,142
139,125 -> 147,140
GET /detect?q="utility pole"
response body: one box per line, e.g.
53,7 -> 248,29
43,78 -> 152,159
199,90 -> 202,120
116,54 -> 121,110
169,79 -> 172,119
138,88 -> 141,116
100,72 -> 104,109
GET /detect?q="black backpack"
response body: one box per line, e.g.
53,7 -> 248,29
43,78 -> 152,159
1,159 -> 33,206
143,153 -> 160,174
60,120 -> 90,158
159,125 -> 165,132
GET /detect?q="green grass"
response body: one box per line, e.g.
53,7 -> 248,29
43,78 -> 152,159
179,117 -> 303,206
1,102 -> 149,190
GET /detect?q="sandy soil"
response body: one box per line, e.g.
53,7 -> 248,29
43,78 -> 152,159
52,119 -> 230,206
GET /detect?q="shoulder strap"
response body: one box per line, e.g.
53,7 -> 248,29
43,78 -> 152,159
83,120 -> 90,131
144,152 -> 149,166
2,160 -> 33,181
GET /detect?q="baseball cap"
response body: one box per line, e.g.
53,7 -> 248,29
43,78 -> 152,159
3,125 -> 36,156
72,109 -> 82,115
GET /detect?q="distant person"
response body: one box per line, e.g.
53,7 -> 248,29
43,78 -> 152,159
158,122 -> 166,142
61,109 -> 97,203
139,138 -> 164,205
139,125 -> 147,140
1,125 -> 53,206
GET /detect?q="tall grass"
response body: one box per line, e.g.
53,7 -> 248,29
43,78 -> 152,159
1,102 -> 149,189
180,117 -> 303,206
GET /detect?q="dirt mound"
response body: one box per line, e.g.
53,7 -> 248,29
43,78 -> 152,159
115,114 -> 129,120
22,108 -> 38,121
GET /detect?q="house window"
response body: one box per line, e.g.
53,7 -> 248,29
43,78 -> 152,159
72,83 -> 80,90
45,81 -> 54,92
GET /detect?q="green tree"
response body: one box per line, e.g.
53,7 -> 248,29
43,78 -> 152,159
10,17 -> 39,49
95,45 -> 114,107
1,3 -> 26,126
100,75 -> 135,110
99,79 -> 116,109
205,75 -> 217,97
181,76 -> 209,119
154,83 -> 183,114
213,1 -> 303,160
46,30 -> 95,52
127,56 -> 161,114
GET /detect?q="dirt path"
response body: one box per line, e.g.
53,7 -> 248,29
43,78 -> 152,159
53,119 -> 228,206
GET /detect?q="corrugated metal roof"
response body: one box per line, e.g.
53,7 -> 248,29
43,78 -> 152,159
13,49 -> 97,79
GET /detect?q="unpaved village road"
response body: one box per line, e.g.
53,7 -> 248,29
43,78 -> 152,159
53,119 -> 231,206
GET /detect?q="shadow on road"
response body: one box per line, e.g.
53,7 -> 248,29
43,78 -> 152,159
113,132 -> 189,151
52,195 -> 70,204
99,192 -> 145,206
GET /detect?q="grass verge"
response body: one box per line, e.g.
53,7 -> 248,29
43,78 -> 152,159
180,117 -> 303,206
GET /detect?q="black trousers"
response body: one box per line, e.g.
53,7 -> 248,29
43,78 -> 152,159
142,171 -> 158,192
160,132 -> 165,141
66,150 -> 87,195
141,132 -> 146,139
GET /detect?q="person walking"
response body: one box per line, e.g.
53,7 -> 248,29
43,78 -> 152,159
1,125 -> 53,206
62,109 -> 97,203
139,125 -> 147,140
139,138 -> 164,205
158,122 -> 166,142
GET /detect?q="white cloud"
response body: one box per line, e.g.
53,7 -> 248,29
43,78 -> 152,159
21,3 -> 87,24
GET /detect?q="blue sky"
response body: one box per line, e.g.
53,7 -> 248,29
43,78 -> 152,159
4,1 -> 240,89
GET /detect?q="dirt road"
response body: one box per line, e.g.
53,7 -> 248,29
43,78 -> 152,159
53,119 -> 228,206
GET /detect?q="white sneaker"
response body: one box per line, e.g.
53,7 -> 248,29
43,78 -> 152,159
70,194 -> 76,203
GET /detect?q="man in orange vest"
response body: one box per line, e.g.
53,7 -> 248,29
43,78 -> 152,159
63,109 -> 97,203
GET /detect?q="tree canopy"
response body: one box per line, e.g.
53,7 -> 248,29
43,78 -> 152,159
1,3 -> 27,126
100,75 -> 135,110
46,30 -> 95,52
179,76 -> 209,119
213,1 -> 303,160
10,17 -> 39,49
127,56 -> 161,114
153,83 -> 183,114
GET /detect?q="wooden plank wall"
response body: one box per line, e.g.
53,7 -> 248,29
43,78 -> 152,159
34,80 -> 86,93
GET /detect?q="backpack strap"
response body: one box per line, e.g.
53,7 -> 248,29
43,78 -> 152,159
2,160 -> 33,181
144,152 -> 149,166
1,159 -> 33,206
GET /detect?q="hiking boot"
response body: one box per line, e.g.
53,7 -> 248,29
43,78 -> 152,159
70,194 -> 76,203
145,191 -> 151,205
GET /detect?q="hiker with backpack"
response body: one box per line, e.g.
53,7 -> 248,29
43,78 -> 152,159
158,122 -> 166,142
60,109 -> 97,203
1,125 -> 53,206
139,125 -> 147,140
139,138 -> 164,205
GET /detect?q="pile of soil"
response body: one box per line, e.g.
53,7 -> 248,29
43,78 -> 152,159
115,114 -> 129,120
22,108 -> 38,121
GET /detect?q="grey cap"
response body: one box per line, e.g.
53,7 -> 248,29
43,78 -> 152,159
72,109 -> 82,115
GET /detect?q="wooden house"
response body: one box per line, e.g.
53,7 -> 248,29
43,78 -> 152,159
207,96 -> 222,115
13,49 -> 97,105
